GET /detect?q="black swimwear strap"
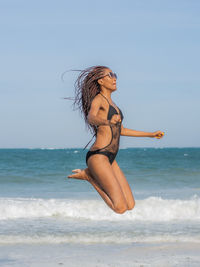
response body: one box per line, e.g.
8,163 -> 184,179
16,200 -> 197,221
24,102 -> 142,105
100,93 -> 110,105
83,133 -> 96,150
100,93 -> 119,114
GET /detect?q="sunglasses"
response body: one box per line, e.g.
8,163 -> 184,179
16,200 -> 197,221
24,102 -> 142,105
102,72 -> 117,79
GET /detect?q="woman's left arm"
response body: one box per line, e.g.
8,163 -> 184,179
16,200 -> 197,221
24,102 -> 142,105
121,124 -> 164,139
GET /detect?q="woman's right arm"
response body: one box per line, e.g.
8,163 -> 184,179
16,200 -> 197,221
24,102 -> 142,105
87,96 -> 110,126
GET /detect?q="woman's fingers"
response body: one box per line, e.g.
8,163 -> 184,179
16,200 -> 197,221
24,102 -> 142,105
111,114 -> 121,124
155,132 -> 165,139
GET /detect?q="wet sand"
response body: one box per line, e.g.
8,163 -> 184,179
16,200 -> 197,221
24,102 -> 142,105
0,242 -> 200,267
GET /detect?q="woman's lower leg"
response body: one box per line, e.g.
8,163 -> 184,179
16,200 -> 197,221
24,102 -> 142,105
68,168 -> 127,213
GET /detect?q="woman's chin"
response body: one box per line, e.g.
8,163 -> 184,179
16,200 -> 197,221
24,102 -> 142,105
107,86 -> 117,92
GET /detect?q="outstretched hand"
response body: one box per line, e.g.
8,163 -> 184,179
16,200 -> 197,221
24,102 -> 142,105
152,131 -> 165,139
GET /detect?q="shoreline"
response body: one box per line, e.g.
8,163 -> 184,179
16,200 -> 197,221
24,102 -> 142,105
1,242 -> 200,267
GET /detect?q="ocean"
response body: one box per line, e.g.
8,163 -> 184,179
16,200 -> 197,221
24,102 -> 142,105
0,147 -> 200,248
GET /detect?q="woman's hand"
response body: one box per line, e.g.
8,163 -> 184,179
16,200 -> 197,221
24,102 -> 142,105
151,131 -> 165,139
110,114 -> 121,125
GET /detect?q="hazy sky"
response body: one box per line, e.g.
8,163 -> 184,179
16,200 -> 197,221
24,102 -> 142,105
1,0 -> 200,148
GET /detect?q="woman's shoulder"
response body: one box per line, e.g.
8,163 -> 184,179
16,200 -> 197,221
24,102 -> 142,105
91,93 -> 108,110
92,93 -> 104,105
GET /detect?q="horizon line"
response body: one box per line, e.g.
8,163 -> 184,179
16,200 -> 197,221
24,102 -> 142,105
0,146 -> 200,150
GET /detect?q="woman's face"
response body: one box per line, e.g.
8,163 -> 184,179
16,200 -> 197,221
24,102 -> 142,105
98,68 -> 117,91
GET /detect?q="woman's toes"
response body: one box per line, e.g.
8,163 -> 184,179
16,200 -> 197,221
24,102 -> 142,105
68,169 -> 87,180
72,169 -> 81,173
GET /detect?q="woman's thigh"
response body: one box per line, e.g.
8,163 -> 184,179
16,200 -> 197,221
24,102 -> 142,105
87,154 -> 127,207
111,160 -> 135,209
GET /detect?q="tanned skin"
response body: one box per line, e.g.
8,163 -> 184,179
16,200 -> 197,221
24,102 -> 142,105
68,68 -> 164,214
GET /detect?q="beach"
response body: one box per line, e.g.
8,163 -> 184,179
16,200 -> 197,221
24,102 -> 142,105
0,148 -> 200,266
1,1 -> 200,265
1,242 -> 200,266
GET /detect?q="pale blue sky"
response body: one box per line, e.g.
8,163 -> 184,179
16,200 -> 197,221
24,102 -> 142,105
0,0 -> 200,148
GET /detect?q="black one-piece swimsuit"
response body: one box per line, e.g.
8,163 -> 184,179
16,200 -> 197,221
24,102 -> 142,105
86,93 -> 124,165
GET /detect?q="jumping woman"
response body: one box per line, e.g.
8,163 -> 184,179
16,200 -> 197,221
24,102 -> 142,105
68,66 -> 164,214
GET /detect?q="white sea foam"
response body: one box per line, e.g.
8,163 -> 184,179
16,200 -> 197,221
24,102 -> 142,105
0,233 -> 200,245
0,196 -> 200,221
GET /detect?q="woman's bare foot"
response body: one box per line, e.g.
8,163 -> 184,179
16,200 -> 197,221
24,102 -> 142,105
68,168 -> 90,181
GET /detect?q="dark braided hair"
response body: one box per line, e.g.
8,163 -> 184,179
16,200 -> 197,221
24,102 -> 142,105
73,65 -> 109,134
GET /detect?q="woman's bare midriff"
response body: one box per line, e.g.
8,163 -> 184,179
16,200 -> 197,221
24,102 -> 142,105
90,125 -> 112,151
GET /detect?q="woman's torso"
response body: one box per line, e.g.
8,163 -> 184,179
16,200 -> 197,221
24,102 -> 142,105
90,93 -> 124,154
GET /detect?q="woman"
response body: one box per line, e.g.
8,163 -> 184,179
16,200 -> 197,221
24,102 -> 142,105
68,66 -> 164,214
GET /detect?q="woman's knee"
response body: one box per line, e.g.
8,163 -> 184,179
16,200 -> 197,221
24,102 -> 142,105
127,198 -> 135,210
113,200 -> 128,214
114,197 -> 135,213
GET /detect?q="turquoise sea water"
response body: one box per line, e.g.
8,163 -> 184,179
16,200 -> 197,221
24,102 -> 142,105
0,148 -> 200,245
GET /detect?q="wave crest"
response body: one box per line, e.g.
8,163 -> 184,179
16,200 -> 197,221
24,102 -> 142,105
0,196 -> 200,221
